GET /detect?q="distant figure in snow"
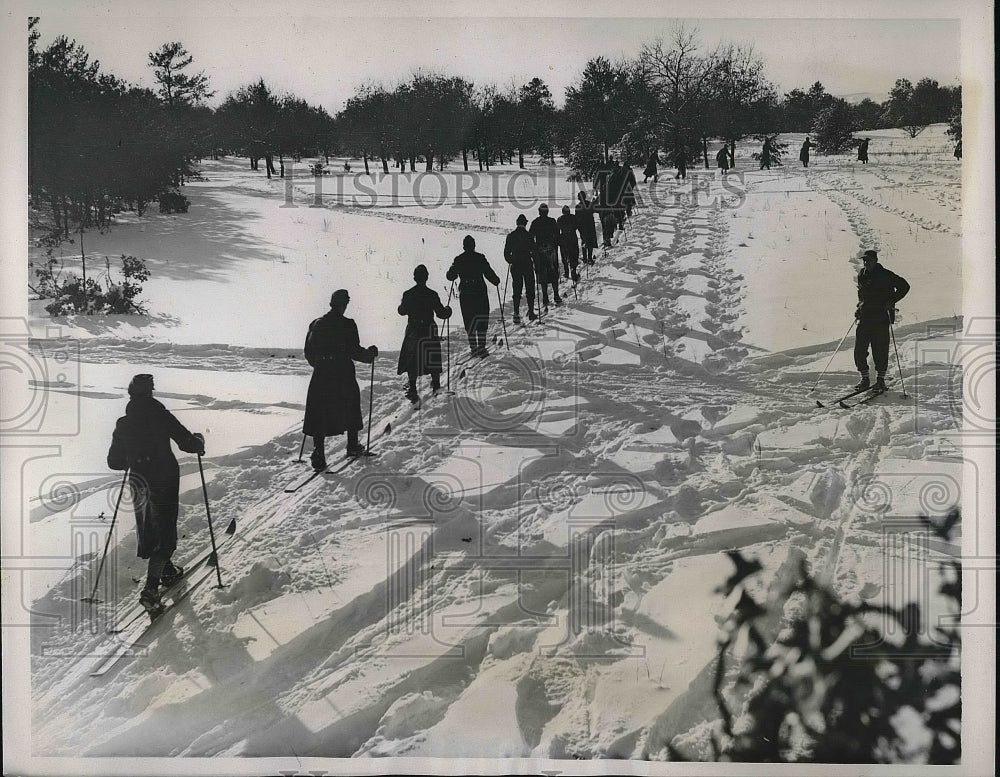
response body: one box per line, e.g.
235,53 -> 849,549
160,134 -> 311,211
853,249 -> 910,393
557,205 -> 581,282
718,145 -> 731,172
759,138 -> 772,170
575,191 -> 598,265
107,374 -> 205,615
643,151 -> 659,183
503,214 -> 537,324
397,265 -> 451,402
799,137 -> 813,168
954,140 -> 962,160
672,146 -> 688,180
303,289 -> 378,469
857,137 -> 870,164
446,235 -> 501,357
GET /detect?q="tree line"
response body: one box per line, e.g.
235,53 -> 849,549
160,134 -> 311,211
29,21 -> 962,236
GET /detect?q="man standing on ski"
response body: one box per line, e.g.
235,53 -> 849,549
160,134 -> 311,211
397,264 -> 451,402
529,203 -> 561,309
854,249 -> 909,392
446,235 -> 501,357
643,150 -> 659,183
800,136 -> 813,168
503,214 -> 537,324
575,191 -> 598,266
303,289 -> 378,469
557,204 -> 581,283
107,374 -> 205,615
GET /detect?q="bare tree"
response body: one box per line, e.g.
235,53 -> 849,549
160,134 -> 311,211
638,26 -> 716,164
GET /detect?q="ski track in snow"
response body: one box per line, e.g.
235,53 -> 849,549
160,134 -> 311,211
29,136 -> 966,760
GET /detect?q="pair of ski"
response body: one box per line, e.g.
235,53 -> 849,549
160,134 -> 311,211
283,387 -> 442,494
815,384 -> 886,409
88,541 -> 230,677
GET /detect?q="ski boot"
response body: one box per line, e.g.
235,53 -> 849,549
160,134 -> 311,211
528,309 -> 537,321
854,375 -> 871,392
512,314 -> 521,325
873,375 -> 887,392
346,430 -> 366,458
159,561 -> 184,587
310,448 -> 327,471
139,583 -> 165,618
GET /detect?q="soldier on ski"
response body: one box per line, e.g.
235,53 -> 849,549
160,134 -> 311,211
643,150 -> 659,183
854,249 -> 910,392
759,138 -> 772,170
622,163 -> 638,221
672,146 -> 688,180
608,159 -> 628,230
857,138 -> 870,164
529,203 -> 562,309
397,264 -> 451,402
503,214 -> 537,324
446,235 -> 501,357
107,373 -> 205,615
575,191 -> 598,265
800,136 -> 813,168
557,205 -> 581,282
303,289 -> 378,469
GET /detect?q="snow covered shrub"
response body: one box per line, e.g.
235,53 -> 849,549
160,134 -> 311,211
31,251 -> 151,316
158,189 -> 190,214
675,509 -> 961,764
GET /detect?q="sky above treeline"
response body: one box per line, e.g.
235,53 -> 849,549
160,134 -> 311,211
30,9 -> 961,114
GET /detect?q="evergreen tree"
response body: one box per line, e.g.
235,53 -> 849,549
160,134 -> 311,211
148,42 -> 214,108
812,98 -> 856,154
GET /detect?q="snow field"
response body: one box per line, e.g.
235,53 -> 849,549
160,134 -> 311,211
27,128 -> 968,760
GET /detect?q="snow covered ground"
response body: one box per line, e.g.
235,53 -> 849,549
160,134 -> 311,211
12,126 -> 988,767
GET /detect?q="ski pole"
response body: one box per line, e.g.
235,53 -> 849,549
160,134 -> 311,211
197,453 -> 225,588
296,434 -> 306,463
82,469 -> 129,603
366,357 -> 376,452
445,281 -> 455,392
889,315 -> 909,398
809,318 -> 858,393
495,281 -> 510,350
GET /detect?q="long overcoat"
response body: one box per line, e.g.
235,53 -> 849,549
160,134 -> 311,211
303,311 -> 374,436
397,284 -> 448,376
575,200 -> 598,248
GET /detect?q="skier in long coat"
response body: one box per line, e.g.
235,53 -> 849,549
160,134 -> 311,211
107,373 -> 205,614
622,164 -> 638,221
529,203 -> 562,308
557,205 -> 581,282
608,159 -> 628,230
643,151 -> 659,183
672,146 -> 688,180
854,249 -> 910,392
857,138 -> 870,164
503,214 -> 537,324
446,235 -> 501,357
575,191 -> 598,265
397,264 -> 451,402
303,289 -> 378,469
759,138 -> 772,170
799,137 -> 813,168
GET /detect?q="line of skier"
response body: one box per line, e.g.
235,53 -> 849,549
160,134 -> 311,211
104,181 -> 909,616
